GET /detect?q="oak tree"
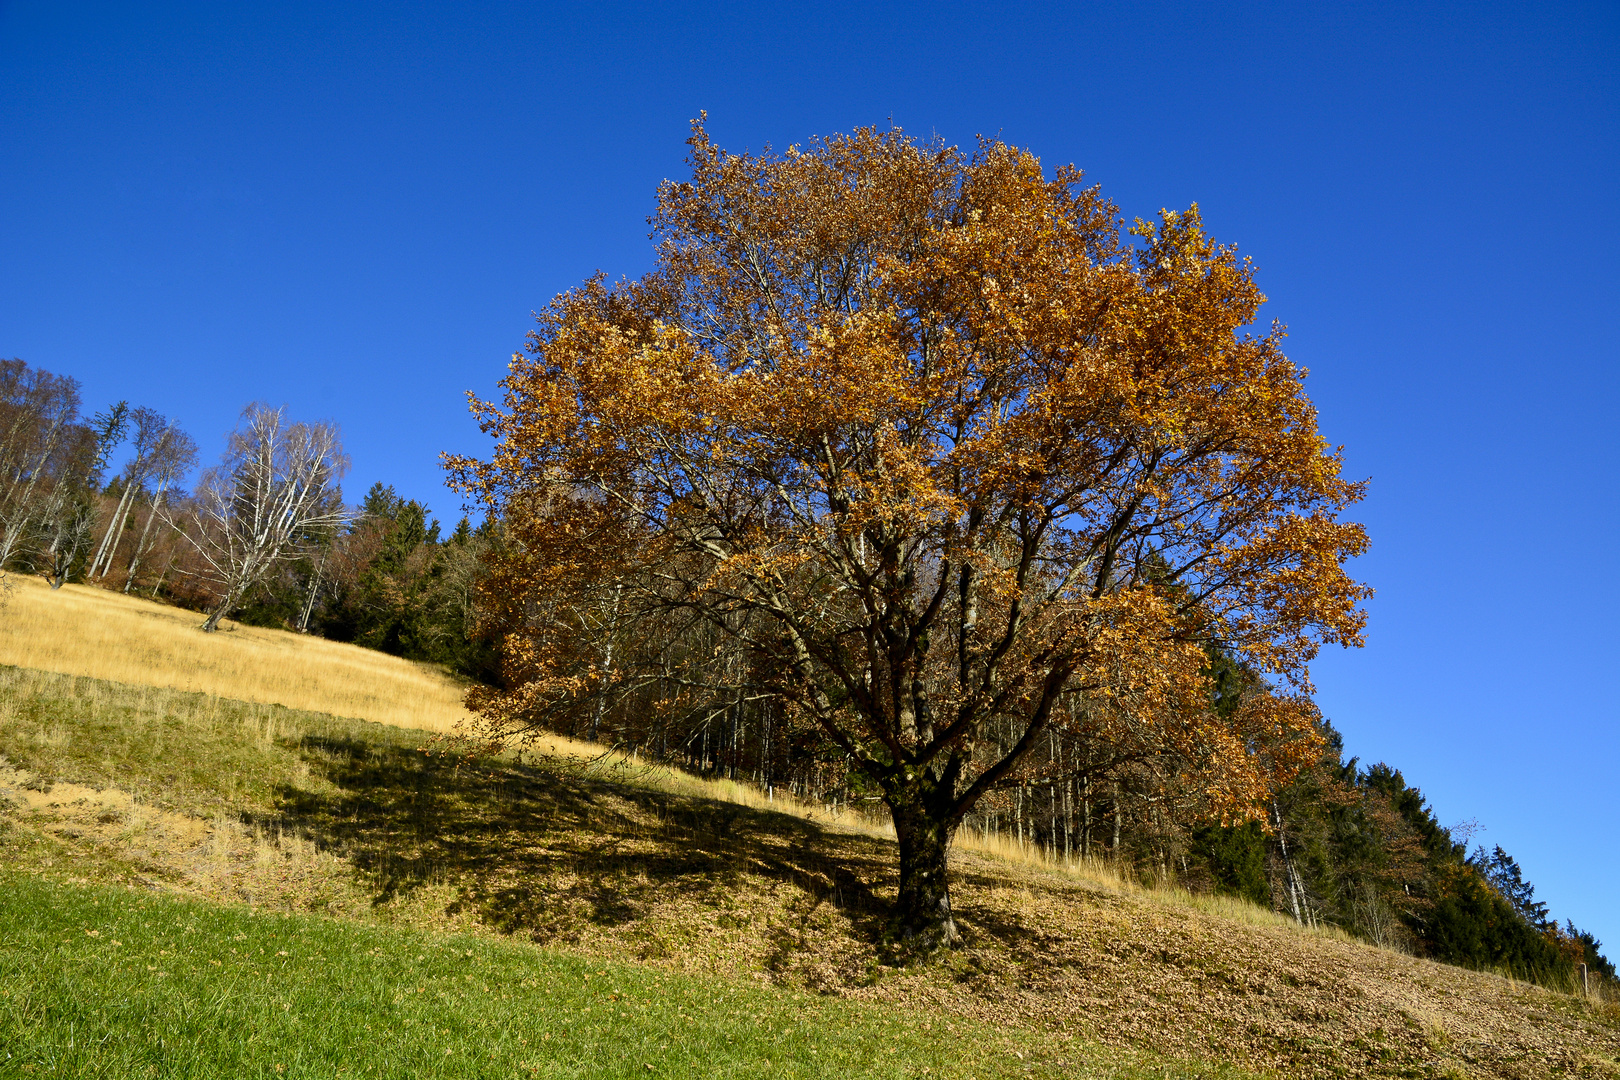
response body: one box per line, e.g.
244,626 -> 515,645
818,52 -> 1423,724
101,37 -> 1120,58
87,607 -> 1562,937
450,123 -> 1370,947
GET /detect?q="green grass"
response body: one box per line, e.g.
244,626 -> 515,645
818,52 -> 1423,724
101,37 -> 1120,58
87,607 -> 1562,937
0,872 -> 1232,1080
0,664 -> 428,817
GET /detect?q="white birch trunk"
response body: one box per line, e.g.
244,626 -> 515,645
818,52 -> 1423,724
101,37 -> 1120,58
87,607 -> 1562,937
123,479 -> 170,593
89,480 -> 137,579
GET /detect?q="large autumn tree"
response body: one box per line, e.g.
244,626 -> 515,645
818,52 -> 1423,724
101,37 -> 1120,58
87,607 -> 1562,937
449,122 -> 1370,948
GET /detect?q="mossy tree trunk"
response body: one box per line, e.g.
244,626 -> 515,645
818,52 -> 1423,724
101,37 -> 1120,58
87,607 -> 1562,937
889,783 -> 961,949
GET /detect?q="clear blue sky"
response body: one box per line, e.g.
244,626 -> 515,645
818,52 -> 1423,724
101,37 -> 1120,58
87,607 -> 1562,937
3,2 -> 1616,949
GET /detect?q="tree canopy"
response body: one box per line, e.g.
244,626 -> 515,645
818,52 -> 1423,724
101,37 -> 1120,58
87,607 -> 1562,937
449,121 -> 1371,946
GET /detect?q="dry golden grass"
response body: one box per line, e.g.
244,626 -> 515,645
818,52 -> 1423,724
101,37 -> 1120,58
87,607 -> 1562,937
0,574 -> 885,828
535,754 -> 1371,960
0,574 -> 493,736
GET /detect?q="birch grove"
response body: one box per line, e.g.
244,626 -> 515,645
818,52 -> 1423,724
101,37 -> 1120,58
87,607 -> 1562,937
0,360 -> 88,567
0,359 -> 134,586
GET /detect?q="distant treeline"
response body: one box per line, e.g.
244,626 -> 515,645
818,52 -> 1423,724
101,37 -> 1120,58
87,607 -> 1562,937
3,354 -> 1609,991
1196,723 -> 1614,988
0,359 -> 196,593
0,357 -> 492,680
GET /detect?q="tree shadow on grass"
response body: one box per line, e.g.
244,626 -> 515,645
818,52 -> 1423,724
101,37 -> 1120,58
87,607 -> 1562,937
260,735 -> 894,952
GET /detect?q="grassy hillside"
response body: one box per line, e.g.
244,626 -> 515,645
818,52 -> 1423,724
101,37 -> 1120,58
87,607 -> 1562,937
1,582 -> 1617,1078
0,672 -> 1248,1079
4,665 -> 1618,1079
0,573 -> 487,734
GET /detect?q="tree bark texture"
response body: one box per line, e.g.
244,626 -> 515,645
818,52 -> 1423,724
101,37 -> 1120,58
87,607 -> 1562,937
890,785 -> 961,948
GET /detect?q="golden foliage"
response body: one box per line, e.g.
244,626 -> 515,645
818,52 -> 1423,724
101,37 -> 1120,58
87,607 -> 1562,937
449,121 -> 1370,932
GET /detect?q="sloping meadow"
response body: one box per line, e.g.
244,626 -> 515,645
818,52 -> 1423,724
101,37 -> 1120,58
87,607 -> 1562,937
0,573 -> 487,734
2,664 -> 1618,1079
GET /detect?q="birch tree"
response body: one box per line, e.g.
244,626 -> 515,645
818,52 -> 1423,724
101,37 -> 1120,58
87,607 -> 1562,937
174,403 -> 349,632
89,407 -> 172,579
121,422 -> 198,592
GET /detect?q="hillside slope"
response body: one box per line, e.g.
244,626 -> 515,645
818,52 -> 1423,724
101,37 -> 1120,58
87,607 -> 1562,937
0,572 -> 479,733
1,581 -> 1617,1077
2,661 -> 1617,1078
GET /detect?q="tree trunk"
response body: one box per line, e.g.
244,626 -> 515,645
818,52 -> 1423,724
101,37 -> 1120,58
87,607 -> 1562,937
761,704 -> 773,797
201,584 -> 241,632
123,483 -> 166,593
103,495 -> 139,578
1112,781 -> 1122,852
729,696 -> 740,780
1082,772 -> 1091,859
90,481 -> 137,579
296,552 -> 326,632
888,789 -> 961,951
1063,776 -> 1073,862
47,547 -> 69,589
150,550 -> 176,598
